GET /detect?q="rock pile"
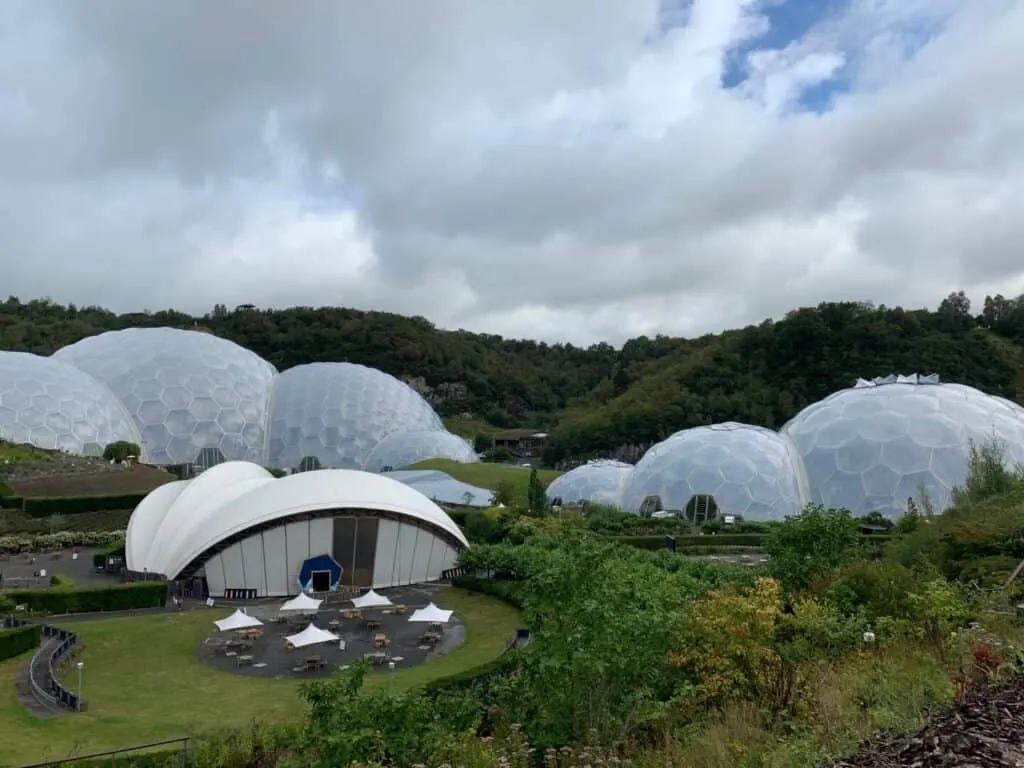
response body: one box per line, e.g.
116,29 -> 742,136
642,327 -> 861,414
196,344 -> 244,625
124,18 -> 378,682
824,676 -> 1024,767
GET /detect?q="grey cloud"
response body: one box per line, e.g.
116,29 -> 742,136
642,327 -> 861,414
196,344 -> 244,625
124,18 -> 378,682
1,0 -> 1023,344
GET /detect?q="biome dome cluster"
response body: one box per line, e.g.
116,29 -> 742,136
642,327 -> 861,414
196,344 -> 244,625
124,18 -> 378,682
4,326 -> 1024,522
0,327 -> 478,473
552,375 -> 1024,521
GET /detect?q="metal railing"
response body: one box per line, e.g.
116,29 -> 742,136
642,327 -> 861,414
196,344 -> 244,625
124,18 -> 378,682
6,617 -> 84,712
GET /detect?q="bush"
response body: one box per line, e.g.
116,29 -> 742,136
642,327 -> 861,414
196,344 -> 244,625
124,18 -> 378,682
0,480 -> 15,497
0,623 -> 41,661
5,582 -> 167,614
23,493 -> 148,518
50,573 -> 74,588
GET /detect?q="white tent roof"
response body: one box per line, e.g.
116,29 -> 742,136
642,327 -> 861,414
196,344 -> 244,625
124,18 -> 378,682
408,602 -> 454,623
285,623 -> 339,649
280,592 -> 323,612
126,461 -> 468,578
214,609 -> 264,631
351,589 -> 392,608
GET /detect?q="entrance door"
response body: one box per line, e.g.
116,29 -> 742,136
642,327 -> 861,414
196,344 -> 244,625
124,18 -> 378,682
311,570 -> 331,592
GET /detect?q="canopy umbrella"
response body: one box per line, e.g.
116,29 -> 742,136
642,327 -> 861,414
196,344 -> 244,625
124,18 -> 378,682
285,623 -> 339,649
408,602 -> 454,624
214,609 -> 264,632
351,589 -> 393,609
280,592 -> 323,613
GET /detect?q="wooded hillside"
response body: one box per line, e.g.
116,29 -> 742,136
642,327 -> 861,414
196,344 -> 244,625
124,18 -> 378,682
3,291 -> 1024,464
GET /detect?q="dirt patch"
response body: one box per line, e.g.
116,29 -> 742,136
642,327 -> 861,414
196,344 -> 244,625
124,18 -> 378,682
10,465 -> 174,497
823,676 -> 1024,767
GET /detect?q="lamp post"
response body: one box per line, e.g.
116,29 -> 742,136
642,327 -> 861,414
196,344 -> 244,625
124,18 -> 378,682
76,661 -> 84,711
388,661 -> 395,694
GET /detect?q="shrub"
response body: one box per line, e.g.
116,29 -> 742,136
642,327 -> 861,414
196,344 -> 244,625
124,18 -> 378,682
23,493 -> 148,518
5,582 -> 166,615
50,573 -> 74,588
765,505 -> 861,591
821,561 -> 921,620
0,623 -> 41,661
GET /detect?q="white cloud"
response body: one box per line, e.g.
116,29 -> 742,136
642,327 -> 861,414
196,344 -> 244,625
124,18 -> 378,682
2,0 -> 1023,344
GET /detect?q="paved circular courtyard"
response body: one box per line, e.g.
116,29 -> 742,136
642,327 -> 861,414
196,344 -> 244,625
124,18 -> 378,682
198,585 -> 467,679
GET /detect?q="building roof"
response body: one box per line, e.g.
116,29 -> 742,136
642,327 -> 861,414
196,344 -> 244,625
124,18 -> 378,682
126,461 -> 468,579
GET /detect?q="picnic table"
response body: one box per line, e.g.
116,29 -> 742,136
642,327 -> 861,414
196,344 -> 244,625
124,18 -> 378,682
363,618 -> 381,631
303,655 -> 327,671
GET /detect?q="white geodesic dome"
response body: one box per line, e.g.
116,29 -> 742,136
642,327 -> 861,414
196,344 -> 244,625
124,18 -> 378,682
362,429 -> 478,473
265,363 -> 445,470
546,460 -> 633,506
53,328 -> 277,465
0,351 -> 141,456
619,422 -> 806,521
780,378 -> 1024,518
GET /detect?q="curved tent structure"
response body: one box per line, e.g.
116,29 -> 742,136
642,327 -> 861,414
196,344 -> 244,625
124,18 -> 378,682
126,461 -> 468,597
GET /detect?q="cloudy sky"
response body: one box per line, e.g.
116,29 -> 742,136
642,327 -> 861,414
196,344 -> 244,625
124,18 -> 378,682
3,1 -> 1023,345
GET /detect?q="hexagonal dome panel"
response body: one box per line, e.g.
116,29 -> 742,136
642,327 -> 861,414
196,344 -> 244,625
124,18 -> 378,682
362,429 -> 478,473
781,381 -> 1024,518
53,328 -> 276,465
265,362 -> 445,470
546,460 -> 633,506
0,351 -> 141,456
619,422 -> 806,521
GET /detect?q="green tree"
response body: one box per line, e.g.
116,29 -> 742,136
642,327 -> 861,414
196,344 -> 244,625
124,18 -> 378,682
527,468 -> 548,516
102,441 -> 141,463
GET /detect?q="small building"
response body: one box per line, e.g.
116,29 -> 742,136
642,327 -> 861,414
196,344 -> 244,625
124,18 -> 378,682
492,429 -> 548,458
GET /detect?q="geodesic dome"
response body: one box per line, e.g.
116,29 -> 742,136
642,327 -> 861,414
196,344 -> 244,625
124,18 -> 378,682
546,460 -> 633,507
0,351 -> 142,456
265,363 -> 445,470
53,328 -> 277,465
362,429 -> 478,473
619,422 -> 806,521
780,378 -> 1024,518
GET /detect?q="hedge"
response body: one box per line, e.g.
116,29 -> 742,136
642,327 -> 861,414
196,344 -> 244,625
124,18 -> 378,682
453,575 -> 525,608
93,540 -> 127,569
0,494 -> 24,510
423,649 -> 519,696
5,582 -> 167,614
0,623 -> 41,661
609,533 -> 766,551
55,748 -> 185,768
23,493 -> 149,518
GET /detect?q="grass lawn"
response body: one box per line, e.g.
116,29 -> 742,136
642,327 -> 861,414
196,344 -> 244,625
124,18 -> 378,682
408,459 -> 561,505
0,588 -> 520,765
442,417 -> 505,439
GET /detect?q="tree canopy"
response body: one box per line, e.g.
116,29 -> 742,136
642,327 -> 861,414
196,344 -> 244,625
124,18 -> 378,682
2,292 -> 1022,465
